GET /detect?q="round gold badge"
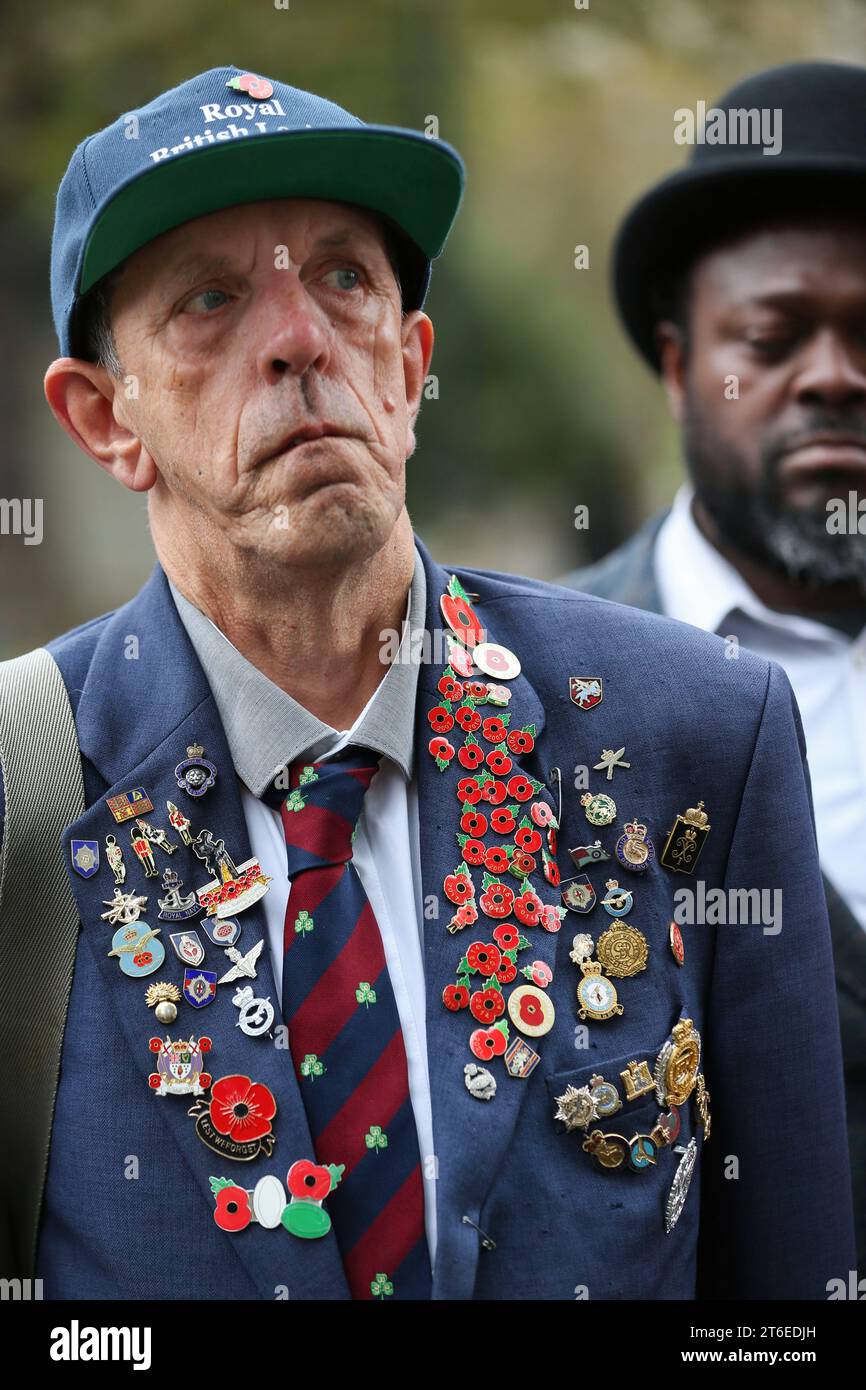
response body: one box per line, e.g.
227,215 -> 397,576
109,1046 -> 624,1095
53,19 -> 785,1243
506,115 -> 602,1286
595,919 -> 648,978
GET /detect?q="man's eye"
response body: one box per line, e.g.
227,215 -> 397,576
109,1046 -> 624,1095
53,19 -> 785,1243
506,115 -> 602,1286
184,288 -> 231,314
745,331 -> 794,355
321,267 -> 361,292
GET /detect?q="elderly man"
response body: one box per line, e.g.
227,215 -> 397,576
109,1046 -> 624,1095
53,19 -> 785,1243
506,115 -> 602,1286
564,61 -> 866,1269
0,66 -> 855,1301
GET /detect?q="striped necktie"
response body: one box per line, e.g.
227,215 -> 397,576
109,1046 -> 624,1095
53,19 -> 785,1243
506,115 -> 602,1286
262,748 -> 432,1300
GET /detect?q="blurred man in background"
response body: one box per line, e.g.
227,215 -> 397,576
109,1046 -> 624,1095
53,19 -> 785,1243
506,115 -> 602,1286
564,61 -> 866,1266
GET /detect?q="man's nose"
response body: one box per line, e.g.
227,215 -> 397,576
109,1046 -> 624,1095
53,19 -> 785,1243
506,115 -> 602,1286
792,327 -> 866,408
254,275 -> 330,382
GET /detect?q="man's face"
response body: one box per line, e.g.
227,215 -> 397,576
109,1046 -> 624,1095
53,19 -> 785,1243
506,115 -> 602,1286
660,216 -> 866,590
106,197 -> 431,569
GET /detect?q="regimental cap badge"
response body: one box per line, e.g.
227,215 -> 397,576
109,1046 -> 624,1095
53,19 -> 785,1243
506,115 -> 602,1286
654,1017 -> 702,1108
145,981 -> 181,1025
580,791 -> 617,827
175,741 -> 218,799
554,1083 -> 597,1132
615,815 -> 655,872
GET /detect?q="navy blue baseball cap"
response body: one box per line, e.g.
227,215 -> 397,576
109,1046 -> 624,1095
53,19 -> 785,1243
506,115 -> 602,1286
50,64 -> 466,357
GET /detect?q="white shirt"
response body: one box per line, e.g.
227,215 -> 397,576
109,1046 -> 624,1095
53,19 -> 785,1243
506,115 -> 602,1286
169,549 -> 438,1263
655,484 -> 866,930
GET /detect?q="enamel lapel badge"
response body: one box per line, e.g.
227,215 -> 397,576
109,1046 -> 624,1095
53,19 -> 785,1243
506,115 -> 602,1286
569,676 -> 603,710
659,801 -> 711,874
191,828 -> 271,918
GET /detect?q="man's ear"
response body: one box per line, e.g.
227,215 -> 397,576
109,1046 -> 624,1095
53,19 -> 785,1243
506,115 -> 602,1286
656,321 -> 688,425
401,311 -> 435,457
43,358 -> 157,492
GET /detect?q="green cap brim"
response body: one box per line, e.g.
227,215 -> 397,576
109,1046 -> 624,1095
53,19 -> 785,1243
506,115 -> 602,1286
79,126 -> 465,294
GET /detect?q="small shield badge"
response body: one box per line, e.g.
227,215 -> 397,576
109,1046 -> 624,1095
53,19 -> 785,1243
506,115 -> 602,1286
202,916 -> 242,947
183,968 -> 217,1009
569,676 -> 603,710
170,930 -> 205,966
70,839 -> 100,878
561,872 -> 597,914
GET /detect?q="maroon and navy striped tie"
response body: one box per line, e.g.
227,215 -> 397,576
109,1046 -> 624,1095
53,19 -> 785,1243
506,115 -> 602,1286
262,748 -> 432,1300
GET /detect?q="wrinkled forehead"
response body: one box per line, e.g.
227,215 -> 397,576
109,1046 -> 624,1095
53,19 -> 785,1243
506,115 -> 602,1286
116,195 -> 396,297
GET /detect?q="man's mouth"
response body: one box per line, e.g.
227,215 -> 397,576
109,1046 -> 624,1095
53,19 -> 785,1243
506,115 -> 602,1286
267,423 -> 355,459
779,433 -> 866,475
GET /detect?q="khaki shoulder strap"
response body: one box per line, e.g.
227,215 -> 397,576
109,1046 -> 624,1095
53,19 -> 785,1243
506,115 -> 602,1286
0,648 -> 84,1277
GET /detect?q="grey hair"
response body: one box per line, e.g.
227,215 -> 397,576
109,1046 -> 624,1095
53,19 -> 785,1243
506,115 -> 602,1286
74,264 -> 125,376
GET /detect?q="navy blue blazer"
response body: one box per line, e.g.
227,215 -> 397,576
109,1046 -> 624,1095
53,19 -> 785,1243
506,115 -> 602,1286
5,534 -> 855,1299
564,511 -> 866,1273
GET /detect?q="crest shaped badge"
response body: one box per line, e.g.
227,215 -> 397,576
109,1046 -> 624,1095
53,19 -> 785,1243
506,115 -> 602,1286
569,676 -> 603,710
203,916 -> 242,947
170,930 -> 205,965
148,1034 -> 212,1096
183,967 -> 218,1009
70,839 -> 100,878
561,872 -> 597,914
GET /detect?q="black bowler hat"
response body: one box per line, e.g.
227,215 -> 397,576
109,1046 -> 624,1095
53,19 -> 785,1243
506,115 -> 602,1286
613,61 -> 866,371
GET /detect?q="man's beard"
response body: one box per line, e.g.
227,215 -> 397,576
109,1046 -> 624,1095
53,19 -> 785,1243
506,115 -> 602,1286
681,398 -> 866,594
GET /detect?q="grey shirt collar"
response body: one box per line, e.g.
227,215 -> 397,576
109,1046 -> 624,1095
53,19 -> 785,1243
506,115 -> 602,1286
168,545 -> 425,795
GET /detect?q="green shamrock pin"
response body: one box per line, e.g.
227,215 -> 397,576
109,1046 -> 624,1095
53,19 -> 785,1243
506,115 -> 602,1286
365,1125 -> 389,1154
294,910 -> 314,938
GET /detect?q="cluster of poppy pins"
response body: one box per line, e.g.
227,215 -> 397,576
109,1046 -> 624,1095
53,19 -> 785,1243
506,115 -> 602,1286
428,576 -> 564,1069
211,1158 -> 344,1240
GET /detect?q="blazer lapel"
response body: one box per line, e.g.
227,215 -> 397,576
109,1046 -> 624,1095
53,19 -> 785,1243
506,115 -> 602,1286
414,540 -> 560,1298
63,569 -> 349,1300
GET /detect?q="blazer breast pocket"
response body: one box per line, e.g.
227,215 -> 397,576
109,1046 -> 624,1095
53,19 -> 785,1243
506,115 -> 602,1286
545,1048 -> 688,1179
537,1033 -> 703,1289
